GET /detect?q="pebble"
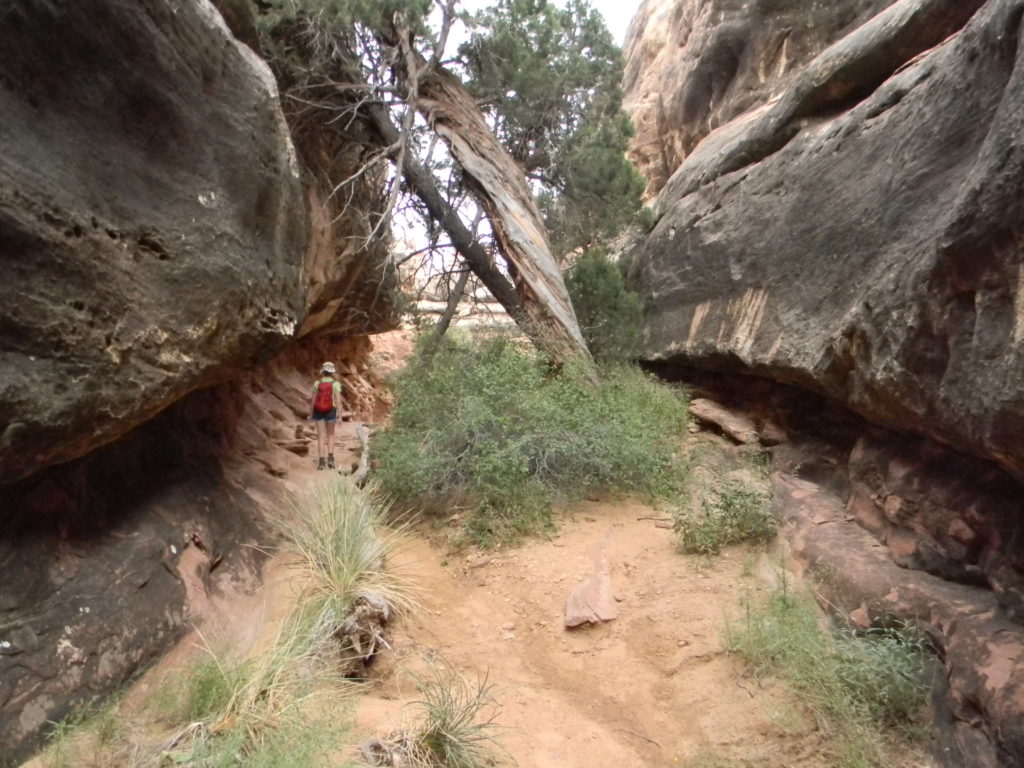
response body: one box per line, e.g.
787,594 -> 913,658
502,622 -> 516,631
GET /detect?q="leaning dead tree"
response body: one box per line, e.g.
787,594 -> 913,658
369,18 -> 593,368
412,59 -> 591,367
262,6 -> 593,368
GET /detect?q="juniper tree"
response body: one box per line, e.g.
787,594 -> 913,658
254,0 -> 644,361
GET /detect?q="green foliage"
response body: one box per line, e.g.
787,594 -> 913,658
461,0 -> 646,258
171,714 -> 342,768
42,695 -> 126,768
564,249 -> 644,361
728,582 -> 934,767
374,333 -> 689,545
673,479 -> 776,556
257,0 -> 432,35
405,665 -> 505,768
182,658 -> 249,724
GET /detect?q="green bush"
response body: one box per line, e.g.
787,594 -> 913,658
374,333 -> 688,544
728,583 -> 934,767
564,250 -> 645,361
673,479 -> 776,555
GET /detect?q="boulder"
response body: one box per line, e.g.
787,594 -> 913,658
688,397 -> 759,444
0,387 -> 266,767
0,0 -> 306,484
0,1 -> 395,761
627,0 -> 1024,483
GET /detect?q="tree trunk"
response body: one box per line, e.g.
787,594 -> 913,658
421,267 -> 471,360
365,102 -> 530,332
415,61 -> 592,369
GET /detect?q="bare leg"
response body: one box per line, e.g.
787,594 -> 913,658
326,421 -> 337,467
315,419 -> 327,462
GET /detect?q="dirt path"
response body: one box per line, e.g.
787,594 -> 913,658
353,500 -> 829,767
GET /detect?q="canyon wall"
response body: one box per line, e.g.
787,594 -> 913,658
0,1 -> 393,762
625,0 -> 1024,764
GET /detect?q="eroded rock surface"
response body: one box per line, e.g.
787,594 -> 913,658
628,0 -> 1024,483
623,0 -> 898,194
659,371 -> 1024,765
0,387 -> 266,767
776,473 -> 1024,767
0,0 -> 306,484
0,1 -> 396,762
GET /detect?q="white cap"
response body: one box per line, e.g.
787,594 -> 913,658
322,362 -> 336,373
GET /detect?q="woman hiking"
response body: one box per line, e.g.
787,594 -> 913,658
309,361 -> 343,470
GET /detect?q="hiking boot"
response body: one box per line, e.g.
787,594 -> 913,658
317,458 -> 326,470
327,454 -> 336,469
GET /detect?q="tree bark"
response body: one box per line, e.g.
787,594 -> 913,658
364,101 -> 530,332
415,61 -> 592,368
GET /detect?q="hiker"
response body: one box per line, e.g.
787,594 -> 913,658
310,361 -> 343,470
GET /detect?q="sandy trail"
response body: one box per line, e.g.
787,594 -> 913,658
353,499 -> 828,767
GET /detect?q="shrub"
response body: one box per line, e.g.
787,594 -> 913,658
369,663 -> 505,768
673,479 -> 775,555
564,249 -> 645,361
727,581 -> 934,767
374,333 -> 688,544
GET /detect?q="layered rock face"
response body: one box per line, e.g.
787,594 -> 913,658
627,0 -> 1024,763
628,0 -> 1024,482
0,1 -> 393,763
623,0 -> 899,194
0,0 -> 306,485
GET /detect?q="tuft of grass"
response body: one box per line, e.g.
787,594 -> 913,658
278,477 -> 420,625
375,663 -> 506,768
673,478 -> 775,555
168,712 -> 344,768
374,333 -> 690,546
42,694 -> 126,768
726,579 -> 933,767
159,479 -> 413,762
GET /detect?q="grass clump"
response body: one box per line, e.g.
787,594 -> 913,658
372,663 -> 505,767
673,478 -> 775,555
374,333 -> 689,545
157,479 -> 412,764
727,580 -> 934,767
279,478 -> 419,625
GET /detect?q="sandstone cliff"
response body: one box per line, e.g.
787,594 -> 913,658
0,1 -> 393,762
623,0 -> 899,194
625,0 -> 1024,764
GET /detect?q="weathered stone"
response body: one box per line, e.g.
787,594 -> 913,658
623,0 -> 898,194
0,388 -> 266,767
628,0 -> 1024,484
688,397 -> 759,443
0,2 -> 396,762
775,472 -> 1024,767
565,531 -> 618,628
0,0 -> 306,484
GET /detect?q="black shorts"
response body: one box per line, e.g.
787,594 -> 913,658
311,408 -> 337,423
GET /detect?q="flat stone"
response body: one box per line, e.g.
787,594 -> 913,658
688,399 -> 759,445
564,530 -> 618,628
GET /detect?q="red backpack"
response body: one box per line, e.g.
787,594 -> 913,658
313,379 -> 335,413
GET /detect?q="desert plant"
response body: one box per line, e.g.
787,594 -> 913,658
371,663 -> 506,768
564,249 -> 644,361
673,479 -> 775,555
278,478 -> 419,624
157,480 -> 413,763
374,333 -> 689,545
727,580 -> 933,767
